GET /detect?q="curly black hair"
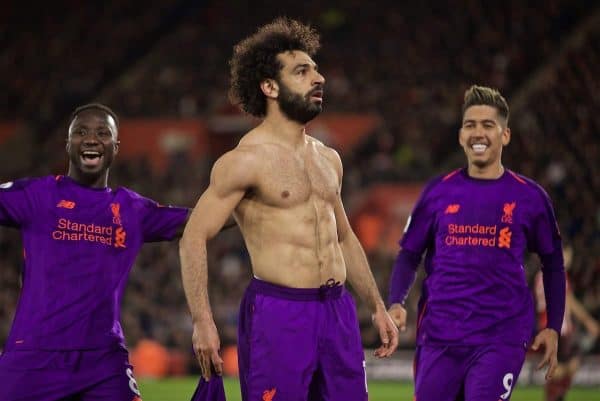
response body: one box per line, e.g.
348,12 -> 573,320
229,17 -> 321,117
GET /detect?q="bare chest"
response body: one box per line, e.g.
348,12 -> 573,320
252,150 -> 339,207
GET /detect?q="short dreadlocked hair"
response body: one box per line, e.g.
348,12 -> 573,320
229,17 -> 321,117
69,103 -> 120,128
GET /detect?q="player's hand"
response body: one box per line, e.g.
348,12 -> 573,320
372,308 -> 399,358
531,328 -> 559,380
192,320 -> 224,381
387,303 -> 407,332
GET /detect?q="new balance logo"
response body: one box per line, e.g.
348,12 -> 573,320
57,200 -> 76,209
444,204 -> 460,214
498,227 -> 512,248
501,202 -> 516,223
262,388 -> 276,401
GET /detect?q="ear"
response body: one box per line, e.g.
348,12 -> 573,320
502,127 -> 511,146
260,79 -> 279,99
114,140 -> 120,155
65,138 -> 70,152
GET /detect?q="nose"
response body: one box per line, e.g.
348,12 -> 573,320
82,133 -> 100,145
472,125 -> 486,138
314,70 -> 325,85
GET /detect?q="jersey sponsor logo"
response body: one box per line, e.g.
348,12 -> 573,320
498,227 -> 512,248
444,204 -> 460,214
57,199 -> 76,209
51,213 -> 127,248
52,218 -> 115,245
444,224 -> 512,249
0,181 -> 14,189
262,388 -> 276,401
115,227 -> 127,248
445,224 -> 498,247
501,202 -> 516,223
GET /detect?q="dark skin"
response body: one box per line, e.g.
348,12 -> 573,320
66,109 -> 120,188
65,108 -> 238,234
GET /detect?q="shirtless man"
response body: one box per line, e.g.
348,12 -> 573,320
180,18 -> 398,401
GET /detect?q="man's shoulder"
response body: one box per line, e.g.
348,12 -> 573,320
306,136 -> 342,167
217,144 -> 262,169
0,175 -> 53,192
308,136 -> 338,155
112,186 -> 144,202
422,169 -> 463,196
505,169 -> 550,200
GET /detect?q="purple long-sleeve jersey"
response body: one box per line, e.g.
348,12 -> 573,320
396,168 -> 564,347
0,175 -> 188,350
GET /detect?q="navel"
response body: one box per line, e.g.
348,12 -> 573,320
281,190 -> 290,198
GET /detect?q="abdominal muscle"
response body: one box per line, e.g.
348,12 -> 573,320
235,196 -> 347,288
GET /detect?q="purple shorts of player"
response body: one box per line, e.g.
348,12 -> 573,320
237,278 -> 367,401
413,343 -> 527,401
0,346 -> 142,401
189,375 -> 226,401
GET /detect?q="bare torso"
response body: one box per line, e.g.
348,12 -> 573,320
233,133 -> 346,288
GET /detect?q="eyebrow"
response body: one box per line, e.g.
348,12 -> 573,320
293,62 -> 318,71
462,119 -> 497,125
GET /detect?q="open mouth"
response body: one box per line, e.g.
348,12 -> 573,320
80,151 -> 103,168
471,144 -> 488,155
309,90 -> 323,101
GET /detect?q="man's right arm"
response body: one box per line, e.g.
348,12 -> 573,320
0,178 -> 34,228
179,149 -> 254,380
388,248 -> 422,329
387,183 -> 434,330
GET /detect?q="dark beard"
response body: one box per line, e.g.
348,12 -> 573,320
277,81 -> 322,124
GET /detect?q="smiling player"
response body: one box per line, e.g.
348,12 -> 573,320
0,104 -> 192,401
387,85 -> 566,401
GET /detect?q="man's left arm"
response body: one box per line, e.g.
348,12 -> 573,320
528,187 -> 566,380
327,148 -> 398,358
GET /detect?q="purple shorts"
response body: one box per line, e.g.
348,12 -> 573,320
414,343 -> 527,401
237,278 -> 367,401
0,346 -> 141,401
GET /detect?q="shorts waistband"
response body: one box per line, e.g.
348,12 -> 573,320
248,277 -> 345,301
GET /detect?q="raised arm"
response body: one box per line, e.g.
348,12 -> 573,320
327,148 -> 399,358
179,149 -> 254,380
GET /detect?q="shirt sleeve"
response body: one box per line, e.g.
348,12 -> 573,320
527,185 -> 565,333
388,248 -> 422,305
400,182 -> 436,254
0,179 -> 34,227
527,186 -> 561,255
135,195 -> 190,242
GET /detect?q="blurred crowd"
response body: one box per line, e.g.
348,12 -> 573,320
1,0 -> 599,374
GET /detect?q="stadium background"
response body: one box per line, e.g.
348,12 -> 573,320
0,0 -> 598,399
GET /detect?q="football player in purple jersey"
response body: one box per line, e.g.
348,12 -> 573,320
388,86 -> 566,401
